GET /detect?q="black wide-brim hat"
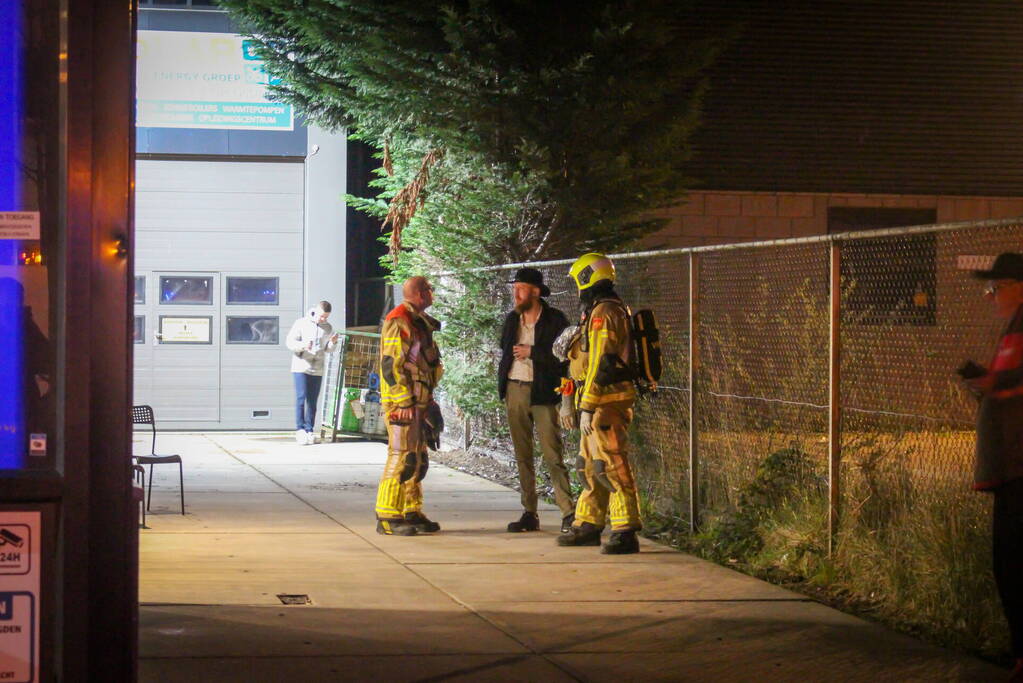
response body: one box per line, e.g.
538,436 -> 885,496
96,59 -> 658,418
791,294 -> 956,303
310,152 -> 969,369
972,252 -> 1023,281
509,267 -> 551,297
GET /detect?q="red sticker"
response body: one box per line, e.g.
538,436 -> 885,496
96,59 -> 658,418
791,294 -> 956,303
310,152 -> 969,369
591,317 -> 604,330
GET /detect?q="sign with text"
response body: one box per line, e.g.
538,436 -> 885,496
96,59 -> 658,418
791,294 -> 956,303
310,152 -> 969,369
0,213 -> 40,240
159,316 -> 213,344
0,512 -> 40,682
136,31 -> 294,131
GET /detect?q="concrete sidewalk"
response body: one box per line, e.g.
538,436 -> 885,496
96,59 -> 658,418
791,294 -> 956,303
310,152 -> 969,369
138,433 -> 1005,682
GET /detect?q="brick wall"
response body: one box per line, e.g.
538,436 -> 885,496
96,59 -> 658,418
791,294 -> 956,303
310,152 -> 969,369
641,191 -> 1023,249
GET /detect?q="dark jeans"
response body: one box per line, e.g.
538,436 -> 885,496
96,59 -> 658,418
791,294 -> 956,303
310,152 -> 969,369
293,372 -> 323,432
994,476 -> 1023,657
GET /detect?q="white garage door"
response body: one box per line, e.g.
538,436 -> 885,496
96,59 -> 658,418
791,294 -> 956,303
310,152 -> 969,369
133,159 -> 305,429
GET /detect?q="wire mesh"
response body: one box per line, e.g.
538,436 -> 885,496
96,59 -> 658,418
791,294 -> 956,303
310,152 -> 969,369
429,217 -> 1022,654
835,222 -> 1021,649
696,242 -> 829,531
434,218 -> 1019,545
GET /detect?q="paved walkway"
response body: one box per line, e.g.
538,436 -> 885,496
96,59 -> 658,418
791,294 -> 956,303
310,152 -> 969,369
138,433 -> 1006,682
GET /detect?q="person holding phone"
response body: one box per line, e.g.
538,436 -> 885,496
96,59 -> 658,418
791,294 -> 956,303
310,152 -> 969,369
286,300 -> 340,445
961,252 -> 1023,680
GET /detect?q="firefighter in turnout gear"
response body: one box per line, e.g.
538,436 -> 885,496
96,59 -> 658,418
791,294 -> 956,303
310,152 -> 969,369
557,253 -> 642,554
374,276 -> 444,536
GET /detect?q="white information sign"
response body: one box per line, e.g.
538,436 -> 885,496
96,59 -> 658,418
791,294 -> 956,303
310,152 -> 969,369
136,30 -> 294,131
0,511 -> 40,683
160,317 -> 212,344
0,213 -> 40,240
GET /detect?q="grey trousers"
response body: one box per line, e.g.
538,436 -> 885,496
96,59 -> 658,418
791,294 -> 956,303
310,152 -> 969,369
505,380 -> 574,516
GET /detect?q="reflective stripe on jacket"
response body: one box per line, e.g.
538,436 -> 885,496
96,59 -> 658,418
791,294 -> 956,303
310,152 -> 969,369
379,302 -> 443,410
578,299 -> 635,412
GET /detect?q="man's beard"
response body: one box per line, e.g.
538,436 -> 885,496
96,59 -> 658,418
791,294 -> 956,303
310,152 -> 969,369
515,297 -> 537,314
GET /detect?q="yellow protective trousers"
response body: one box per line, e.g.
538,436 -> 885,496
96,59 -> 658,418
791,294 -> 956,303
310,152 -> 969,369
573,402 -> 642,532
374,410 -> 428,520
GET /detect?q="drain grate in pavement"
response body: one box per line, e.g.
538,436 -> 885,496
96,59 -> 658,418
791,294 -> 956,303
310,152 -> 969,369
276,594 -> 312,605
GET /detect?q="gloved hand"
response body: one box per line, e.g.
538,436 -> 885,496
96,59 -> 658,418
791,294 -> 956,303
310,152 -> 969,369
423,401 -> 444,450
558,394 -> 577,430
579,410 -> 594,436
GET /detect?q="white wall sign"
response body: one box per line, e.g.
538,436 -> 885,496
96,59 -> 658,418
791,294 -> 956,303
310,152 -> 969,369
0,511 -> 40,683
0,213 -> 40,240
136,30 -> 294,131
160,316 -> 213,344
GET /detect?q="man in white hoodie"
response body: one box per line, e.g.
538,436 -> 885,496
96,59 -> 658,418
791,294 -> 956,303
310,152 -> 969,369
286,300 -> 340,444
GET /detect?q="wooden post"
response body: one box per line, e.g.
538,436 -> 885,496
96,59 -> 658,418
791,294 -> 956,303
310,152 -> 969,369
828,242 -> 842,555
689,252 -> 700,533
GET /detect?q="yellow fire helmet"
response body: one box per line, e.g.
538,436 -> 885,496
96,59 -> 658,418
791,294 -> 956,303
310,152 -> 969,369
568,252 -> 616,292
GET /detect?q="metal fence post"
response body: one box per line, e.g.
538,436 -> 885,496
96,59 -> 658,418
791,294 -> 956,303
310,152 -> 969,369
689,251 -> 700,533
828,241 -> 842,555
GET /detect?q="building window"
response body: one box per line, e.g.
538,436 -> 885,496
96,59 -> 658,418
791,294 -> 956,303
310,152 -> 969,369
829,207 -> 937,326
226,277 -> 279,305
134,316 -> 145,344
134,276 -> 145,304
160,276 -> 213,305
226,316 -> 279,345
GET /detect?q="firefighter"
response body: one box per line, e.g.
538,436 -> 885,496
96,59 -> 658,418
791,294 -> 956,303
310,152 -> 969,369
374,276 -> 444,536
557,253 -> 642,554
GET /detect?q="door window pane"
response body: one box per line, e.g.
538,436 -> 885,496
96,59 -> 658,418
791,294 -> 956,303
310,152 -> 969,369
226,277 -> 279,305
133,316 -> 145,344
226,316 -> 279,344
134,276 -> 145,304
160,276 -> 212,304
2,0 -> 62,468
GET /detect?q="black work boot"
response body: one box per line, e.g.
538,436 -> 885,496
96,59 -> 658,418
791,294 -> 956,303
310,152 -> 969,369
560,512 -> 575,534
601,530 -> 640,555
507,511 -> 540,532
556,522 -> 603,546
404,511 -> 441,533
376,519 -> 418,536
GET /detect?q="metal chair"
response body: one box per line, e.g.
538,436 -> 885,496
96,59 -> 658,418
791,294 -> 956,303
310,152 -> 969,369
132,464 -> 147,528
131,405 -> 184,514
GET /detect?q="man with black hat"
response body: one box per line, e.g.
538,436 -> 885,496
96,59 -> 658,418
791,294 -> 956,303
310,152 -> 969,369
498,268 -> 575,533
961,252 -> 1023,680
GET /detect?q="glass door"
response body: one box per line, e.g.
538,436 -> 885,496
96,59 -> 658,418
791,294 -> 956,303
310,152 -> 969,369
0,0 -> 62,469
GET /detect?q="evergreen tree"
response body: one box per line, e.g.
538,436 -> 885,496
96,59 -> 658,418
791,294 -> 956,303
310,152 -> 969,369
220,0 -> 725,420
219,0 -> 724,259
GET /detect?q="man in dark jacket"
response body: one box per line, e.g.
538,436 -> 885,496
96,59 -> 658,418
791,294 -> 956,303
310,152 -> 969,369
498,268 -> 574,533
962,252 -> 1023,680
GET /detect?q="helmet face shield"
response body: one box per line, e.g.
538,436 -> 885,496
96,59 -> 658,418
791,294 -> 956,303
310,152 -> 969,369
569,253 -> 616,291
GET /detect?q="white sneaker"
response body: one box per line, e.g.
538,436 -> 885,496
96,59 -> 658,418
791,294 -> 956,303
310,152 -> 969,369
306,431 -> 316,445
295,429 -> 307,444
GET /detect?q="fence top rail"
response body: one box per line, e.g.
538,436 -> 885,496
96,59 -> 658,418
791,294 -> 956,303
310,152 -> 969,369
338,329 -> 382,339
431,215 -> 1022,276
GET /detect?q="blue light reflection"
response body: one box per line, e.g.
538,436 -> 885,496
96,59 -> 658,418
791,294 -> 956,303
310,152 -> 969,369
0,0 -> 25,468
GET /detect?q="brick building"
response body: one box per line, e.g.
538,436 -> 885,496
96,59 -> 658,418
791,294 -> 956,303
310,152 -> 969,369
642,1 -> 1023,249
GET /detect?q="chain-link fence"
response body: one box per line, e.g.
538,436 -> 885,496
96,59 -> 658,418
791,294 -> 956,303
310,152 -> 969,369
434,216 -> 1022,655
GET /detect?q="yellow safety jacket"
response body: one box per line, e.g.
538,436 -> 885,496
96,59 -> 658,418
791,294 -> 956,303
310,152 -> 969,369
379,302 -> 443,411
575,298 -> 636,412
